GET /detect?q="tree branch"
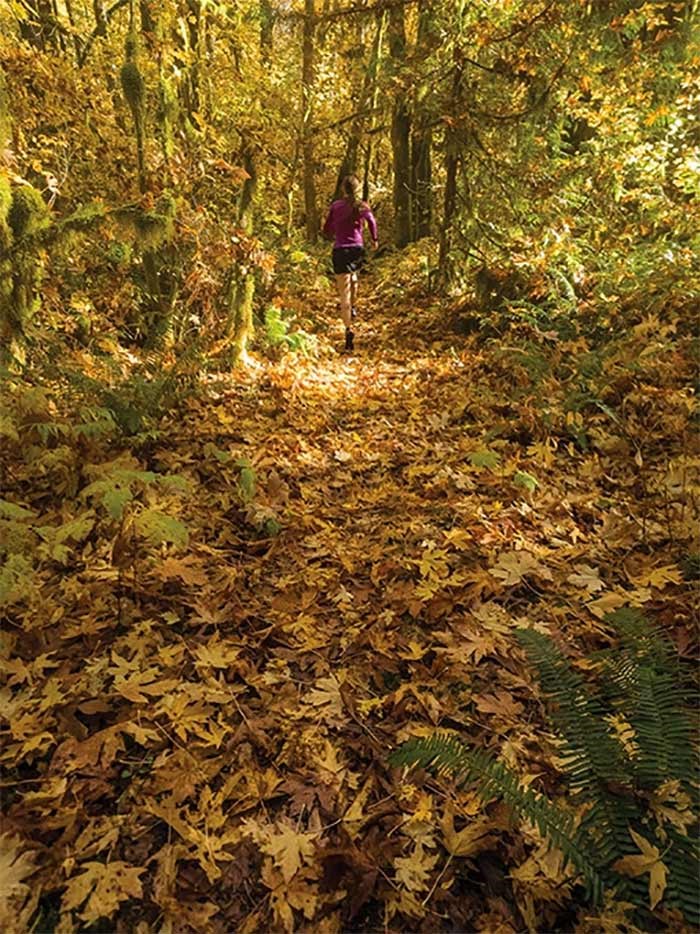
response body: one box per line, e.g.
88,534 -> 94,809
77,0 -> 129,67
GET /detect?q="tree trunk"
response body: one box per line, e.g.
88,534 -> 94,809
140,0 -> 157,40
411,0 -> 433,239
438,144 -> 459,291
411,125 -> 432,239
302,0 -> 319,241
335,9 -> 385,199
93,0 -> 108,36
437,5 -> 465,290
260,0 -> 274,61
18,0 -> 59,49
226,145 -> 258,365
389,6 -> 411,248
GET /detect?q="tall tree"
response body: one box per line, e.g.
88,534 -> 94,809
334,9 -> 386,198
411,0 -> 433,240
437,2 -> 466,290
388,3 -> 411,248
302,0 -> 319,241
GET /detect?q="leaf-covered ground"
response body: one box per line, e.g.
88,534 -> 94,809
2,265 -> 698,932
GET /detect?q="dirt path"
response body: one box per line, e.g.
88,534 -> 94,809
8,281 -> 695,932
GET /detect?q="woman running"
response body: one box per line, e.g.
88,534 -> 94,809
322,175 -> 378,352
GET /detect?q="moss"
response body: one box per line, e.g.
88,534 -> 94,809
0,174 -> 11,252
8,186 -> 49,240
121,61 -> 145,116
157,77 -> 178,159
136,193 -> 176,248
0,68 -> 9,153
57,201 -> 106,237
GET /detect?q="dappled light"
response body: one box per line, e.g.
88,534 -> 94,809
1,1 -> 698,932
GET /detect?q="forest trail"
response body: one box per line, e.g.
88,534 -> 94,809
5,277 -> 697,933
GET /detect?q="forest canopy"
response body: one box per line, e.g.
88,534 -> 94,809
0,1 -> 698,932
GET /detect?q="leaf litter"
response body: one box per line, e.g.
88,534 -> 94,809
1,279 -> 698,932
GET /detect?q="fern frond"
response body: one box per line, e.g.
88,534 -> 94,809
516,628 -> 641,862
631,667 -> 696,790
516,629 -> 626,783
664,826 -> 700,928
600,610 -> 697,790
390,733 -> 605,903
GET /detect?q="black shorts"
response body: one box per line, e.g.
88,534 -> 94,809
332,246 -> 365,275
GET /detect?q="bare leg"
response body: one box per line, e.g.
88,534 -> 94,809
350,271 -> 358,310
335,273 -> 353,328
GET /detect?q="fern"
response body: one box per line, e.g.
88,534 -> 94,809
515,628 -> 638,864
392,611 -> 699,926
390,733 -> 606,902
600,609 -> 696,790
664,826 -> 700,928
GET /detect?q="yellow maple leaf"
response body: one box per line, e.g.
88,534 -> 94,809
490,551 -> 548,586
612,829 -> 667,910
0,834 -> 38,933
194,638 -> 240,669
440,803 -> 496,858
394,843 -> 439,893
260,823 -> 316,883
567,564 -> 605,593
62,861 -> 144,923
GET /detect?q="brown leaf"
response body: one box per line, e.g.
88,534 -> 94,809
62,861 -> 144,923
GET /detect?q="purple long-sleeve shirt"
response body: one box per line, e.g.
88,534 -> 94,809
323,199 -> 378,249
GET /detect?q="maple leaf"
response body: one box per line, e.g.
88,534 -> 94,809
0,834 -> 38,932
261,861 -> 319,932
394,843 -> 439,893
612,829 -> 667,909
305,673 -> 346,722
62,861 -> 144,923
490,550 -> 548,586
567,564 -> 605,593
474,689 -> 525,719
194,638 -> 241,669
440,803 -> 496,858
260,823 -> 316,883
152,555 -> 208,585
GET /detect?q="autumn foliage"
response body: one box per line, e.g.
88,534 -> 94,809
1,1 -> 699,932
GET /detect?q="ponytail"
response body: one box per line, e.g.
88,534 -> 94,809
342,174 -> 367,220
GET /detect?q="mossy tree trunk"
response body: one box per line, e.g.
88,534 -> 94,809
1,185 -> 50,366
389,5 -> 411,248
411,0 -> 433,240
334,10 -> 385,200
437,3 -> 466,291
225,145 -> 258,366
302,0 -> 319,242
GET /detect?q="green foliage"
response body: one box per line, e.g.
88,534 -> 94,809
393,613 -> 699,925
513,469 -> 538,492
0,552 -> 34,607
237,459 -> 257,503
0,498 -> 34,521
262,304 -> 316,355
134,508 -> 188,547
391,732 -> 605,902
8,186 -> 49,240
467,449 -> 500,469
81,465 -> 190,522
